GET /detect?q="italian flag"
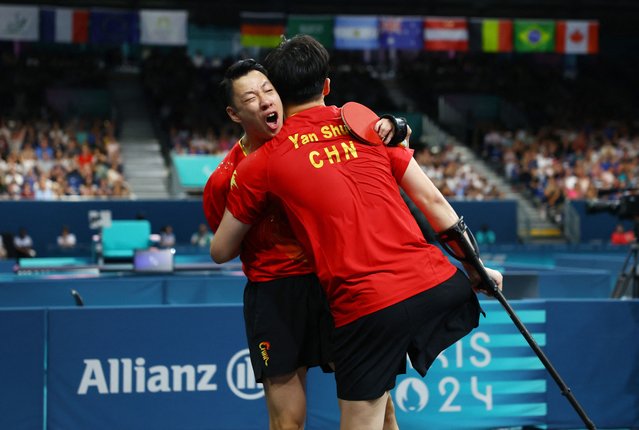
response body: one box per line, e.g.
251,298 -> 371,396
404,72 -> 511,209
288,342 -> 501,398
556,20 -> 598,54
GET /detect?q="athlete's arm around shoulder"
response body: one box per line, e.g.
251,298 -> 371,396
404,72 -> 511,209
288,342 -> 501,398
210,148 -> 269,263
399,158 -> 460,232
210,209 -> 252,263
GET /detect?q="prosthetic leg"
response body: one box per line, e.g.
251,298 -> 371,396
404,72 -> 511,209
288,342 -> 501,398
438,218 -> 596,430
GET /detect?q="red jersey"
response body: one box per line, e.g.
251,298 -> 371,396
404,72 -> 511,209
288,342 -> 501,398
610,231 -> 635,245
227,105 -> 456,327
202,141 -> 313,282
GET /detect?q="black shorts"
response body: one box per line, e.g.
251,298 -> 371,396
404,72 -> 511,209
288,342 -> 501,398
332,269 -> 482,401
243,273 -> 334,383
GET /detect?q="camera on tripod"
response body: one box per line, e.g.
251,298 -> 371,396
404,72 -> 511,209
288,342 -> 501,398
587,190 -> 639,299
586,193 -> 639,220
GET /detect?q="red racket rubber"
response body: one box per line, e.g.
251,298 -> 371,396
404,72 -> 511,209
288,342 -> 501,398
341,102 -> 383,146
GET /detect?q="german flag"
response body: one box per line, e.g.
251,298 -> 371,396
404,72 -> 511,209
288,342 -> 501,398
240,12 -> 285,48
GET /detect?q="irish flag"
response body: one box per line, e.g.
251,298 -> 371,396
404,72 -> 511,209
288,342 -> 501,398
556,20 -> 598,54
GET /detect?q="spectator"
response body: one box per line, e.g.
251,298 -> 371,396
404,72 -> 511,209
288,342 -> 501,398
476,224 -> 497,245
0,236 -> 6,259
14,227 -> 36,257
111,180 -> 131,197
35,134 -> 54,160
191,49 -> 206,68
34,173 -> 55,200
57,225 -> 77,249
610,223 -> 636,245
159,225 -> 176,248
76,143 -> 94,169
190,223 -> 213,247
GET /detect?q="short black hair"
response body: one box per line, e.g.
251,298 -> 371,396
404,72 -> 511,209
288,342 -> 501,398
263,35 -> 330,105
219,59 -> 269,108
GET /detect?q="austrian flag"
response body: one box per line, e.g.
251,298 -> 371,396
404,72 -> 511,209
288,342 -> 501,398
556,20 -> 598,54
424,17 -> 468,51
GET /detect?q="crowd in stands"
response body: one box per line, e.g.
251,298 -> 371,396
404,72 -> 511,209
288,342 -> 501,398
392,51 -> 639,217
481,125 -> 639,223
0,116 -> 130,199
0,43 -> 131,200
416,143 -> 503,200
4,42 -> 638,208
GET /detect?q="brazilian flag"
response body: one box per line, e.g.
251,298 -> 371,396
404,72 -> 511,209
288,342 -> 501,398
514,20 -> 555,52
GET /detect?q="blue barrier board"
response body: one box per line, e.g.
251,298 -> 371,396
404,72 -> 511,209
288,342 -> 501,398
0,309 -> 45,430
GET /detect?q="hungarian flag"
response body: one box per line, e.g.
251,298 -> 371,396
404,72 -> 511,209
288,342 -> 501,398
423,17 -> 468,51
556,20 -> 598,54
514,20 -> 555,52
240,12 -> 285,48
40,8 -> 89,44
287,15 -> 333,49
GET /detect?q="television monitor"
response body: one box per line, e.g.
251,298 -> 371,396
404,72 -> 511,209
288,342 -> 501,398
133,248 -> 174,273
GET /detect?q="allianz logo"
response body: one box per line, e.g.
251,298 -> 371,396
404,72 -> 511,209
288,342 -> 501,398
77,349 -> 263,399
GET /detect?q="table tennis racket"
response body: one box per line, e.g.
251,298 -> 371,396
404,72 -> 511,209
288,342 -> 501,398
341,102 -> 384,146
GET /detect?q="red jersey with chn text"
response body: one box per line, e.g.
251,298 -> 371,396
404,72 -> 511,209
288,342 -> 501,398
203,141 -> 312,282
226,105 -> 456,327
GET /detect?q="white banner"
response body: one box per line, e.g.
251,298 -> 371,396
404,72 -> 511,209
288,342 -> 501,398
140,10 -> 187,46
0,5 -> 39,41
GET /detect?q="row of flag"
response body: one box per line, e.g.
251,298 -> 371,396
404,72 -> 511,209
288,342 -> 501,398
0,4 -> 598,55
0,5 -> 188,45
243,13 -> 599,54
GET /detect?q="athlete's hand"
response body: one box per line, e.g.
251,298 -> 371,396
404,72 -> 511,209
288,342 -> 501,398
464,263 -> 503,296
374,118 -> 395,145
478,266 -> 503,296
374,119 -> 412,148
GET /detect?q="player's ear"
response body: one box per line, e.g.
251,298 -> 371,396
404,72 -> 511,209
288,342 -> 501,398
226,106 -> 241,124
322,78 -> 331,96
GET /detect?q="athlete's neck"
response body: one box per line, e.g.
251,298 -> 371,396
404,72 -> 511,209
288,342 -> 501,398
239,135 -> 263,155
285,96 -> 325,118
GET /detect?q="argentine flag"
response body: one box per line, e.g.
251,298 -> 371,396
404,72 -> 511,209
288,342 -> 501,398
334,15 -> 379,50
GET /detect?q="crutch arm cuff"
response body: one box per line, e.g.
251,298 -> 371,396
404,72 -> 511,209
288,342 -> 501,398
379,114 -> 408,146
436,217 -> 480,262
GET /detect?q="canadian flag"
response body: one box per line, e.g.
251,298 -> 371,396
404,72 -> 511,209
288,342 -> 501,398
556,20 -> 599,54
424,17 -> 468,51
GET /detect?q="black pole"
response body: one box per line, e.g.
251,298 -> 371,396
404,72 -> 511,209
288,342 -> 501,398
457,237 -> 597,430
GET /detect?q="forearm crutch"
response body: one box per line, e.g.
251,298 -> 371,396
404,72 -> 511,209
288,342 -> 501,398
438,218 -> 596,430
